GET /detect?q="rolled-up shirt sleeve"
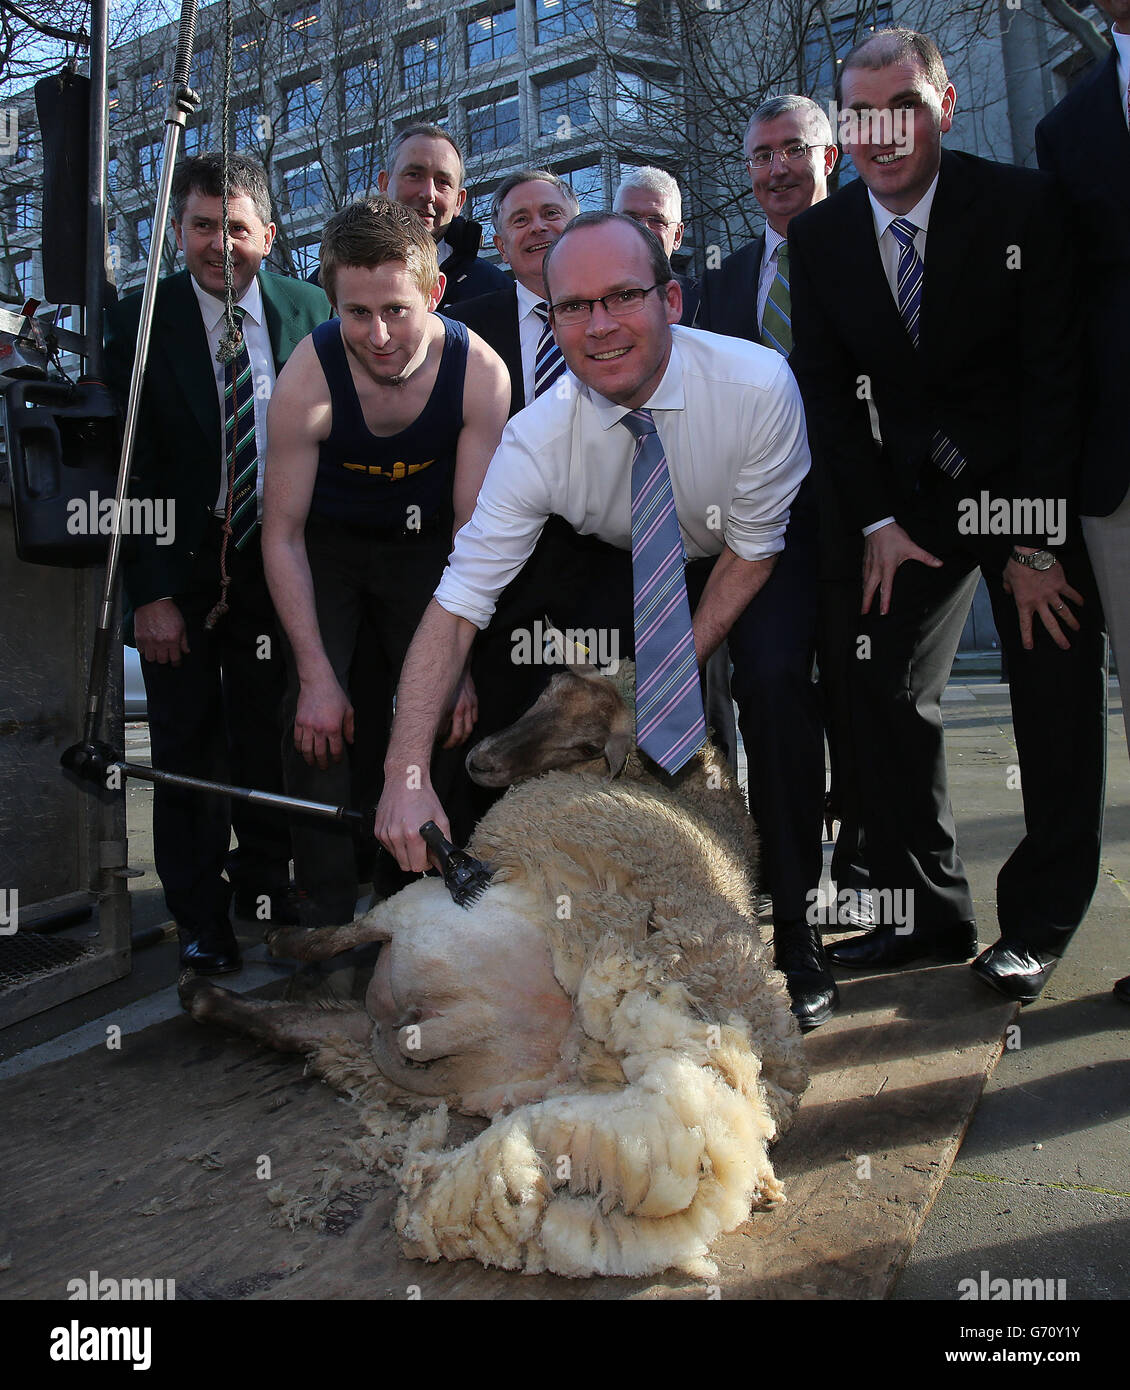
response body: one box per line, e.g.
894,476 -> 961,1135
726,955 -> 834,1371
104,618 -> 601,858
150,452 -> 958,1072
434,422 -> 553,629
723,356 -> 811,562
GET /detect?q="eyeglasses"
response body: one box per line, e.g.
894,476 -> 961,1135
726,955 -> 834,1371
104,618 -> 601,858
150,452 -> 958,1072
745,142 -> 827,170
548,283 -> 666,326
621,211 -> 673,232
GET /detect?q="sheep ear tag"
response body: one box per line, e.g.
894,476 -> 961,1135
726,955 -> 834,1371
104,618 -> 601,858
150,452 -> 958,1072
419,821 -> 494,908
603,732 -> 632,779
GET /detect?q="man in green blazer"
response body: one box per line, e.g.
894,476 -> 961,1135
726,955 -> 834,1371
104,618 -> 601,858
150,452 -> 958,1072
105,151 -> 329,974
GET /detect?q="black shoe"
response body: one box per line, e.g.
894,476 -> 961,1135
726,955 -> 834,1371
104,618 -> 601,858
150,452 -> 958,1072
827,920 -> 978,969
774,922 -> 839,1032
970,941 -> 1057,1005
1114,976 -> 1130,1004
232,884 -> 300,925
178,926 -> 242,976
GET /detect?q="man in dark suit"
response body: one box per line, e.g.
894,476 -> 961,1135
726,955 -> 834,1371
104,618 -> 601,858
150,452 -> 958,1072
613,167 -> 700,326
378,123 -> 509,311
789,27 -> 1107,1003
105,152 -> 329,974
695,96 -> 840,1025
1036,1 -> 1130,1006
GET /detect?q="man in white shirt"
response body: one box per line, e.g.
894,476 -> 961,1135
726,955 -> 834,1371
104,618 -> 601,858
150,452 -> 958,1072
788,27 -> 1106,1004
375,211 -> 837,1029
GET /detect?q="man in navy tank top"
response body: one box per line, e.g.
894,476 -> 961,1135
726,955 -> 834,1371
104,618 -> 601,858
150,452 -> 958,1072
263,196 -> 509,926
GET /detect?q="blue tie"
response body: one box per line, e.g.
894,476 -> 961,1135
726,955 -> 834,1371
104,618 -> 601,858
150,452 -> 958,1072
888,217 -> 966,479
223,306 -> 259,548
622,408 -> 707,773
533,302 -> 566,398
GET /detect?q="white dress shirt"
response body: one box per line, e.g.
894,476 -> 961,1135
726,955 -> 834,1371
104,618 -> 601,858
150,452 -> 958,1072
189,273 -> 276,518
1112,25 -> 1130,129
515,279 -> 548,406
861,175 -> 939,536
434,325 -> 811,629
756,224 -> 788,334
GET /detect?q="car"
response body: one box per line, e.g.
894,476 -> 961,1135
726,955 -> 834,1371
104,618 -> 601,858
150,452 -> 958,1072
123,645 -> 146,719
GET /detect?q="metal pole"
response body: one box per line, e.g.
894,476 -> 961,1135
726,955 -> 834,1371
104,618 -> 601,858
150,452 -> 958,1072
80,0 -> 199,746
83,0 -> 108,379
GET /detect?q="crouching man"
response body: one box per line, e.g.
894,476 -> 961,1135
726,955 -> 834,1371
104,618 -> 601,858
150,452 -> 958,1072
374,210 -> 839,1030
262,196 -> 509,925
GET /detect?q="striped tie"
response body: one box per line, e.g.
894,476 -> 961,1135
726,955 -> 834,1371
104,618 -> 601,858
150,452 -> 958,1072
888,217 -> 966,479
223,306 -> 259,549
533,301 -> 566,398
622,408 -> 707,774
760,242 -> 792,355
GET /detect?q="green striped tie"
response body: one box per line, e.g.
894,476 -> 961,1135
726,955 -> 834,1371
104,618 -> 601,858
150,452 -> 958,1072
223,306 -> 259,550
761,242 -> 792,357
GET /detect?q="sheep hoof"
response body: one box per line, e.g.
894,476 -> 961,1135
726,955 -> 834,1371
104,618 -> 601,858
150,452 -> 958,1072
178,973 -> 221,1015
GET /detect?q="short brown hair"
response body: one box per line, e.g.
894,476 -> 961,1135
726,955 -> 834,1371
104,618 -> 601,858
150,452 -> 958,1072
318,195 -> 440,307
838,27 -> 949,104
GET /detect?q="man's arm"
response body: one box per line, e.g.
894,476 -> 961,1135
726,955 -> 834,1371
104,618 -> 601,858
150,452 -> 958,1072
450,331 -> 510,535
374,599 -> 478,870
692,547 -> 776,664
260,335 -> 347,769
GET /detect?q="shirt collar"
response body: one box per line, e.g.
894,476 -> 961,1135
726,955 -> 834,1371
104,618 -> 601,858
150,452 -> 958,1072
190,271 -> 264,334
764,224 -> 787,262
516,278 -> 546,319
868,172 -> 940,242
587,333 -> 687,431
1111,24 -> 1130,107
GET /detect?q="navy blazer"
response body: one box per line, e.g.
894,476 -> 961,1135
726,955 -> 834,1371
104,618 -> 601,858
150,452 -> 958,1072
698,236 -> 765,344
1036,48 -> 1130,516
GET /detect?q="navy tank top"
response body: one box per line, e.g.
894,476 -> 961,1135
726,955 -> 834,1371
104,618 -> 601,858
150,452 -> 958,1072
309,313 -> 468,528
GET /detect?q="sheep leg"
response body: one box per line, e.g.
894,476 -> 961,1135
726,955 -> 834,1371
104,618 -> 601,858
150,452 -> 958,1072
179,977 -> 372,1053
267,915 -> 391,963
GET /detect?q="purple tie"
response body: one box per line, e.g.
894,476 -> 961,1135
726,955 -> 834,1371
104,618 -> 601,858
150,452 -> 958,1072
622,408 -> 707,773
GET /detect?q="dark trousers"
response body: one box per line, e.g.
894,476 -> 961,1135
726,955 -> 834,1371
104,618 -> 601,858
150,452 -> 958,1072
140,522 -> 291,936
282,516 -> 465,923
843,478 -> 1106,951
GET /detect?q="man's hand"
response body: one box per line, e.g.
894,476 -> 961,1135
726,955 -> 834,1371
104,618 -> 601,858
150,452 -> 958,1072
440,668 -> 478,749
374,778 -> 450,874
294,675 -> 354,769
862,522 -> 943,616
1003,557 -> 1083,652
134,599 -> 190,665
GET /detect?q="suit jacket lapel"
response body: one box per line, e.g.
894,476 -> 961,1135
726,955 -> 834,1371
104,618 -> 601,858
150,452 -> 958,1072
1090,49 -> 1130,210
156,270 -> 220,450
260,270 -> 306,365
919,150 -> 977,358
503,286 -> 526,411
840,179 -> 910,351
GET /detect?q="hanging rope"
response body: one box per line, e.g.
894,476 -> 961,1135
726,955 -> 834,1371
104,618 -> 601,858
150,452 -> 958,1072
205,0 -> 240,631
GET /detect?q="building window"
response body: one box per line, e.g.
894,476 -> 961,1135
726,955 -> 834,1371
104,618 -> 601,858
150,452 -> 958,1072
232,29 -> 261,75
8,186 -> 35,230
342,0 -> 380,28
140,66 -> 167,114
107,153 -> 119,192
466,7 -> 517,66
183,120 -> 211,156
345,142 -> 378,197
802,3 -> 892,91
559,162 -> 602,211
8,256 -> 33,298
467,94 -> 519,154
290,240 -> 321,278
614,68 -> 673,123
538,72 -> 591,139
233,102 -> 268,148
469,188 -> 497,244
343,59 -> 378,116
608,0 -> 667,34
285,3 -> 321,52
286,161 -> 327,213
135,216 -> 153,259
399,33 -> 446,90
137,138 -> 162,184
535,0 -> 592,44
107,84 -> 120,124
284,78 -> 323,132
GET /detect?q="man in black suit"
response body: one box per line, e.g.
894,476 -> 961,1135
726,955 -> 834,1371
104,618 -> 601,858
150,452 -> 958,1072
1036,1 -> 1130,1006
613,166 -> 700,326
695,96 -> 840,1025
789,27 -> 1107,1003
378,123 -> 509,311
105,152 -> 330,974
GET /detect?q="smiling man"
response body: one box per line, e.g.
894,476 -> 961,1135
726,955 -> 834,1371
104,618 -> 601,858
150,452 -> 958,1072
262,196 -> 508,926
374,212 -> 828,1031
377,123 -> 509,310
788,27 -> 1107,1003
104,152 -> 330,976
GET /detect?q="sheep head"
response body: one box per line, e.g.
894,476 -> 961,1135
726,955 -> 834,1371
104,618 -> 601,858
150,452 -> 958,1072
466,663 -> 636,787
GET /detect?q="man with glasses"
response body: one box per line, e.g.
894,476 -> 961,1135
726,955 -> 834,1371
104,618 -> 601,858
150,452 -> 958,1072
374,212 -> 830,1031
698,95 -> 841,1025
613,167 -> 700,325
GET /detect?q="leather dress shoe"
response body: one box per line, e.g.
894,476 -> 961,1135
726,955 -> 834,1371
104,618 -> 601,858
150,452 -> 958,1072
1113,976 -> 1130,1004
970,941 -> 1057,1005
774,923 -> 839,1032
828,920 -> 978,969
178,926 -> 242,976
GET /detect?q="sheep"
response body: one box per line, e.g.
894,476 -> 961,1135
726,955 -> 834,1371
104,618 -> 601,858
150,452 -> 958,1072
181,662 -> 809,1279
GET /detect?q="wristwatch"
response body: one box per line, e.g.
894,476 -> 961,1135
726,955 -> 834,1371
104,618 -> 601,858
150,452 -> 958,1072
1010,548 -> 1057,571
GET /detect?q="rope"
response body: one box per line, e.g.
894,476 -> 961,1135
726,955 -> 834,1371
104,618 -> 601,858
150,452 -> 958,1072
205,0 -> 239,632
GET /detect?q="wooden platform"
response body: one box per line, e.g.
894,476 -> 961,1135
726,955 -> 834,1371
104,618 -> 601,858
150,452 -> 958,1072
0,959 -> 1014,1301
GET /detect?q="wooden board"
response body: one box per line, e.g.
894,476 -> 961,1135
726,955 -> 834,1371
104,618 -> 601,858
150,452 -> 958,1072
0,960 -> 1013,1301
